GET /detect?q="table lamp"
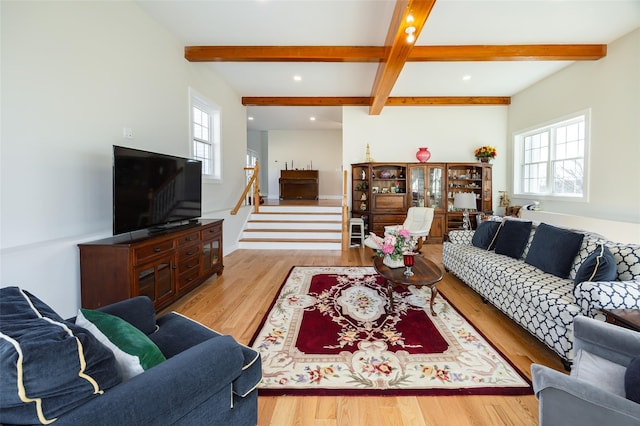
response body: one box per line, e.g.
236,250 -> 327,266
453,192 -> 477,230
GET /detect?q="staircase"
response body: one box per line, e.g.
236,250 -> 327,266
238,204 -> 343,250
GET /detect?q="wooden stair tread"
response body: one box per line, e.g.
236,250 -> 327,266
253,211 -> 339,215
248,220 -> 341,224
244,228 -> 339,233
239,238 -> 341,243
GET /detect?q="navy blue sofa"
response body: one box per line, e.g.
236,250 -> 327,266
0,291 -> 261,425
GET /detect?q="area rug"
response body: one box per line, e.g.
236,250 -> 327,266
249,266 -> 532,396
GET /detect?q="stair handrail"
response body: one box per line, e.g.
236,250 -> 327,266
231,161 -> 260,215
341,169 -> 349,251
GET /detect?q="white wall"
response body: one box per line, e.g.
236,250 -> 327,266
342,105 -> 509,208
0,1 -> 247,317
267,130 -> 343,199
247,130 -> 269,196
508,28 -> 640,226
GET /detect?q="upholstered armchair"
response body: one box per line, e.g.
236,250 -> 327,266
386,207 -> 434,251
532,315 -> 640,426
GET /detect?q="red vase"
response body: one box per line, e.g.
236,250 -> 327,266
416,147 -> 431,163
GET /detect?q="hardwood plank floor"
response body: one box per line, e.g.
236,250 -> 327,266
164,244 -> 565,425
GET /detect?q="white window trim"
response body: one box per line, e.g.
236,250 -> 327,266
189,87 -> 222,182
512,109 -> 591,203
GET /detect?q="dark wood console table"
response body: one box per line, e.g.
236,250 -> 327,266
79,219 -> 223,311
279,170 -> 319,200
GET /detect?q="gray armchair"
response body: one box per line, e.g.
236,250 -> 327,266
532,316 -> 640,426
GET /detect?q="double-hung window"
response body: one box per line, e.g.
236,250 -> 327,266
190,88 -> 221,180
513,110 -> 589,200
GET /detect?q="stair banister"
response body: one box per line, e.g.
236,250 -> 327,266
341,170 -> 349,251
231,161 -> 260,215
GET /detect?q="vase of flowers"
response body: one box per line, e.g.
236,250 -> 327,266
364,228 -> 416,268
474,145 -> 497,162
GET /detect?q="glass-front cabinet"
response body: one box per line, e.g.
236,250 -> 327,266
351,162 -> 491,244
135,257 -> 175,307
408,164 -> 446,243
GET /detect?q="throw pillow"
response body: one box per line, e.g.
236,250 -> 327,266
80,309 -> 166,371
525,223 -> 585,278
76,310 -> 145,381
574,244 -> 618,287
571,349 -> 626,398
493,220 -> 533,259
0,287 -> 121,425
471,221 -> 502,250
625,355 -> 640,403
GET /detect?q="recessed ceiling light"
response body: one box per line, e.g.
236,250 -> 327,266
309,116 -> 316,121
293,75 -> 302,82
462,75 -> 472,81
248,116 -> 254,121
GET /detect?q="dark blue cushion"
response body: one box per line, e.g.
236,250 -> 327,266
625,355 -> 640,403
493,220 -> 532,259
574,244 -> 618,287
525,223 -> 585,278
472,221 -> 502,250
0,287 -> 121,425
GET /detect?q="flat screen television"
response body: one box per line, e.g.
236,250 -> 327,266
113,145 -> 202,235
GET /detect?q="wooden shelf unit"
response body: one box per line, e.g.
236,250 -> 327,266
78,219 -> 223,311
445,163 -> 493,232
352,162 -> 492,241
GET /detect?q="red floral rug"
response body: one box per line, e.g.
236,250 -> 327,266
249,266 -> 532,396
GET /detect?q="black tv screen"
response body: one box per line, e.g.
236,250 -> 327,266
113,145 -> 202,235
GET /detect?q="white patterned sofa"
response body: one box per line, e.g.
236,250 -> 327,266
442,220 -> 640,367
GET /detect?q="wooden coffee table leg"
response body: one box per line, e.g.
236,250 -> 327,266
387,281 -> 394,312
429,284 -> 438,316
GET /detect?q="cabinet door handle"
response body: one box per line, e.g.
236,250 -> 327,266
154,248 -> 161,252
186,237 -> 194,241
186,251 -> 194,256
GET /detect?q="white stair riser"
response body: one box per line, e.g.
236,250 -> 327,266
250,213 -> 341,222
238,241 -> 342,250
242,231 -> 342,239
246,222 -> 341,230
259,206 -> 341,214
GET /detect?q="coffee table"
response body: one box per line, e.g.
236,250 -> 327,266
373,255 -> 444,316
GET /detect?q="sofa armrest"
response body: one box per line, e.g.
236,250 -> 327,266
575,280 -> 640,319
55,335 -> 249,425
96,296 -> 157,335
532,364 -> 640,426
573,315 -> 640,367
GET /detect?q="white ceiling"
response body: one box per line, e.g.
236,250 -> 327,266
136,0 -> 640,131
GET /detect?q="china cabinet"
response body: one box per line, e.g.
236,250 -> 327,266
353,162 -> 491,242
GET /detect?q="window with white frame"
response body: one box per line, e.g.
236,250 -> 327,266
190,89 -> 221,180
513,110 -> 589,200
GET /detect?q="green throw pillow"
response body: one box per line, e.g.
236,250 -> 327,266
80,309 -> 166,371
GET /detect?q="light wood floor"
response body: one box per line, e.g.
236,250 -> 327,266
165,244 -> 565,426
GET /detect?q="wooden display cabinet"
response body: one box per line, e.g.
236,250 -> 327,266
370,163 -> 407,235
352,162 -> 492,241
79,219 -> 224,311
445,163 -> 493,232
351,163 -> 371,233
408,163 -> 446,243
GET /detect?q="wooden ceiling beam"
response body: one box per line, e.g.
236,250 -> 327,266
371,0 -> 437,115
241,96 -> 510,106
242,97 -> 372,106
408,44 -> 607,61
185,46 -> 385,62
185,44 -> 607,62
386,96 -> 511,105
